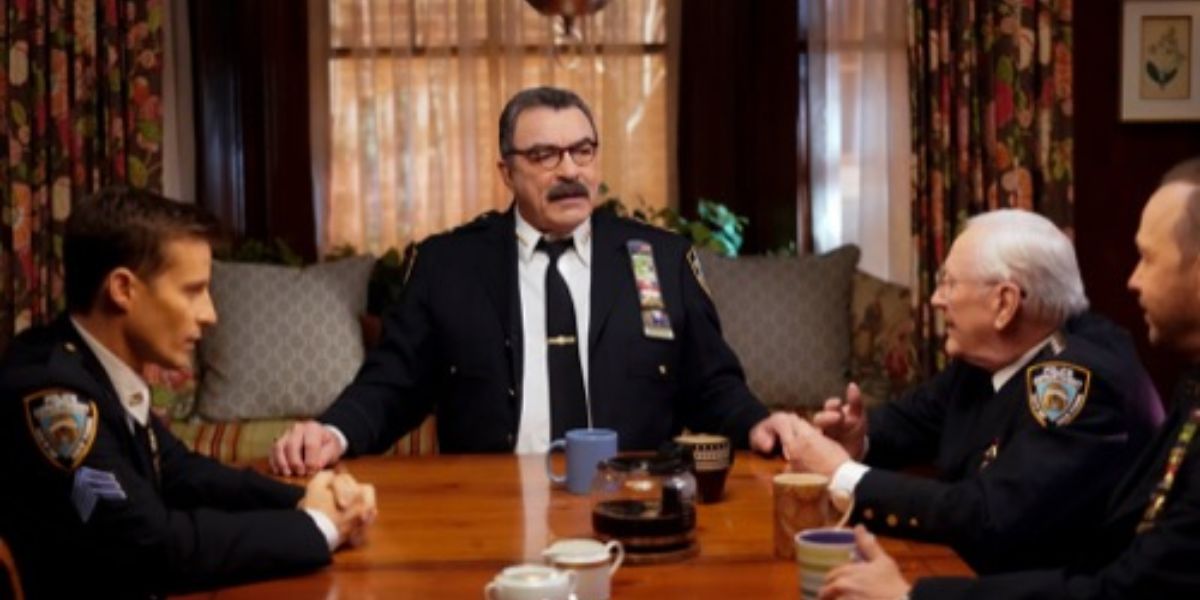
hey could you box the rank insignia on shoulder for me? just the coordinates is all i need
[23,389,98,471]
[1026,361,1092,428]
[686,247,712,300]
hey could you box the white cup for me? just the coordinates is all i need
[542,538,624,600]
[484,564,577,600]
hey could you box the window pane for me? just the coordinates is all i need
[327,50,667,253]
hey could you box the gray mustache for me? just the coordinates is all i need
[547,181,589,201]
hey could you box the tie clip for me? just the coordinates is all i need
[547,335,577,346]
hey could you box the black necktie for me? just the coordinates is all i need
[538,238,588,438]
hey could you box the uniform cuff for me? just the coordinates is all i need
[304,508,341,550]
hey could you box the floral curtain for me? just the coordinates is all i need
[0,0,163,352]
[909,0,1073,373]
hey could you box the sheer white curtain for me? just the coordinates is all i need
[315,0,669,255]
[161,0,195,203]
[808,0,911,286]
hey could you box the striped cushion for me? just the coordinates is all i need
[169,415,439,463]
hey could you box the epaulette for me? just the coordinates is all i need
[686,247,712,300]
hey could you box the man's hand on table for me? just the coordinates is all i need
[820,525,912,600]
[271,420,344,476]
[300,470,377,549]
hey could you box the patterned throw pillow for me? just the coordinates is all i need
[196,257,374,421]
[700,246,860,410]
[850,271,919,406]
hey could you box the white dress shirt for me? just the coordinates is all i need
[513,209,593,454]
[71,319,340,550]
[829,334,1057,497]
[327,210,594,455]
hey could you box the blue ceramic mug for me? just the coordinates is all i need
[545,428,619,495]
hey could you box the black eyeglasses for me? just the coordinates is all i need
[505,139,599,170]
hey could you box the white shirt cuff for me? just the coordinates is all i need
[324,424,349,454]
[830,460,871,497]
[304,508,341,551]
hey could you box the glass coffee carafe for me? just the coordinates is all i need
[589,450,698,560]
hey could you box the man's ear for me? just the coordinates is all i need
[497,158,515,191]
[992,282,1022,330]
[104,267,139,313]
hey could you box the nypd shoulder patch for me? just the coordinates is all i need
[1026,361,1092,428]
[22,388,99,471]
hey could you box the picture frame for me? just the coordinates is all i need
[1121,1,1200,121]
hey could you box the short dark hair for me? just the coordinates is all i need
[497,86,598,158]
[65,186,221,312]
[1161,157,1200,261]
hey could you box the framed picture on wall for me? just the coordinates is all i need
[1122,1,1200,121]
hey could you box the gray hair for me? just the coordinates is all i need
[1161,156,1200,261]
[963,209,1088,324]
[498,86,597,158]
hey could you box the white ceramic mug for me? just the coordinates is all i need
[542,538,624,600]
[484,564,578,600]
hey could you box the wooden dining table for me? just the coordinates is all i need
[180,453,972,598]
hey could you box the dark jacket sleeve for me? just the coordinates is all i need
[73,423,331,592]
[856,374,1140,573]
[676,247,770,447]
[915,504,1200,599]
[155,419,305,511]
[320,240,439,456]
[862,367,957,469]
[912,415,1200,599]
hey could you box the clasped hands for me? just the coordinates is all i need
[751,382,867,477]
[299,470,377,549]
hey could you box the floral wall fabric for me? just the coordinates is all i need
[0,0,163,352]
[909,0,1073,373]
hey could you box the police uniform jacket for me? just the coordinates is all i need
[0,318,330,598]
[913,368,1200,599]
[320,207,770,454]
[853,313,1162,573]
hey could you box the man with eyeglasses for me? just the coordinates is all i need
[815,158,1200,600]
[783,209,1163,574]
[271,86,804,471]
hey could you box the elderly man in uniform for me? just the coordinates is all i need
[817,158,1200,599]
[784,209,1163,574]
[0,189,375,598]
[272,86,803,474]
